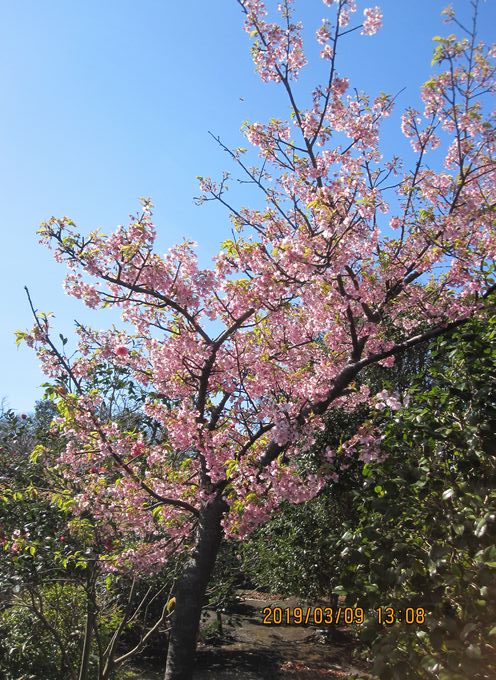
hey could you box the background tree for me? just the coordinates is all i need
[19,1,496,678]
[0,398,176,680]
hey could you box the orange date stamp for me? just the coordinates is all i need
[261,606,426,626]
[262,606,365,626]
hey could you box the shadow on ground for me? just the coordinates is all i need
[128,591,374,679]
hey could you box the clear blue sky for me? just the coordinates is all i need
[1,0,494,412]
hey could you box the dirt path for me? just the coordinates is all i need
[193,592,373,679]
[128,591,374,680]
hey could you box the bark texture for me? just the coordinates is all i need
[164,494,227,680]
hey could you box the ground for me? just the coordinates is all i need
[128,591,374,680]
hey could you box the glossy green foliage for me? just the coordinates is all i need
[243,315,496,678]
[0,402,69,585]
[338,316,496,679]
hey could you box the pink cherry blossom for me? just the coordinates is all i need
[362,6,382,35]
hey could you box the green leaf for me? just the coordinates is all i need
[474,519,487,538]
[466,644,482,660]
[152,505,163,520]
[14,331,28,347]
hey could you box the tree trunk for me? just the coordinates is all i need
[79,569,97,680]
[164,493,227,680]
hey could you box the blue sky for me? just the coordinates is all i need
[1,0,494,412]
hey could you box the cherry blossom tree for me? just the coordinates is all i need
[21,1,495,678]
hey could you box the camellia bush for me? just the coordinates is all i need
[337,315,496,679]
[242,314,496,678]
[19,1,495,678]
